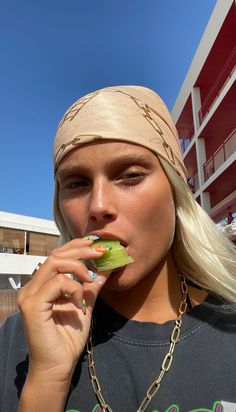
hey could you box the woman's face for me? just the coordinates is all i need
[57,141,176,291]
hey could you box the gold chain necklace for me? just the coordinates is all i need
[87,276,188,412]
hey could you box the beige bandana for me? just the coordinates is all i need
[53,85,187,182]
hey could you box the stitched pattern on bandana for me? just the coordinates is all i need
[58,91,100,128]
[56,88,175,168]
[54,134,103,170]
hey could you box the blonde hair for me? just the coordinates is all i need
[158,157,236,304]
[53,155,236,304]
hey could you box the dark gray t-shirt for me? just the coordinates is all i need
[1,295,236,412]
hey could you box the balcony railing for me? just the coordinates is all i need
[203,129,236,181]
[198,46,236,125]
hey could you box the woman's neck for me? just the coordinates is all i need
[100,256,183,323]
[100,255,208,323]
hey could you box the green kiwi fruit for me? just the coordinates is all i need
[91,239,134,271]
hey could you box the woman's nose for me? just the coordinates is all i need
[87,180,117,223]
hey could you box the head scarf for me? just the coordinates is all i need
[53,85,187,182]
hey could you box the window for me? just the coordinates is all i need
[29,232,59,256]
[0,228,25,254]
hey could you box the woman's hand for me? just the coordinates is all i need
[17,238,109,383]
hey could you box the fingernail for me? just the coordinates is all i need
[64,273,74,280]
[88,270,103,284]
[81,299,87,315]
[83,235,100,241]
[95,245,112,252]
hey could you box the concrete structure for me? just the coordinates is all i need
[0,211,59,289]
[172,0,236,243]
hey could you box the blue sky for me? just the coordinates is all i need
[0,0,216,220]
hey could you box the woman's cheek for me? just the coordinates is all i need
[132,192,175,248]
[59,200,85,238]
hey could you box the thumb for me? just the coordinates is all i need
[83,269,111,313]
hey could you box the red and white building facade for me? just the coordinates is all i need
[172,0,236,242]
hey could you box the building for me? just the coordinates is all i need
[0,211,59,323]
[171,0,236,243]
[0,210,59,289]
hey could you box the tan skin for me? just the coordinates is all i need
[17,141,207,412]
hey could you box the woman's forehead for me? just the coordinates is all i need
[57,140,158,169]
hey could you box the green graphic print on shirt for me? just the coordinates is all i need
[65,400,234,412]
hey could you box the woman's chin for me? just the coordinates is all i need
[101,265,137,292]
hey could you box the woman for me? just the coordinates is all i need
[1,85,236,412]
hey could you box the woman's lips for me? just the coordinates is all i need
[89,231,127,247]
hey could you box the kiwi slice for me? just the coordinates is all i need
[91,239,134,272]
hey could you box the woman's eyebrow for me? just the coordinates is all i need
[105,153,155,168]
[57,153,155,178]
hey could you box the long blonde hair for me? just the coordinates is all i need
[53,154,236,304]
[158,157,236,304]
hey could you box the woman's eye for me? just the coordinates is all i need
[120,172,145,184]
[64,180,89,190]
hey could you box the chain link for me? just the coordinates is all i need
[87,276,188,412]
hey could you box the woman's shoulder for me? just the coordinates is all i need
[190,294,236,339]
[214,299,236,330]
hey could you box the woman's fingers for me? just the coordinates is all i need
[53,238,93,251]
[20,271,109,319]
[20,275,85,314]
[19,253,102,298]
[18,236,112,318]
[50,246,101,260]
[82,268,112,314]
